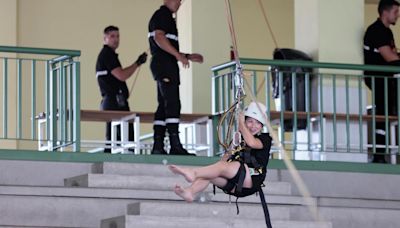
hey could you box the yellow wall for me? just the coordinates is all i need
[17,0,162,140]
[178,0,294,113]
[0,0,17,148]
[232,0,294,59]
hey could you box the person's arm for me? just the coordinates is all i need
[379,45,400,62]
[186,53,204,63]
[111,52,147,81]
[238,113,263,149]
[153,29,190,68]
[111,63,140,82]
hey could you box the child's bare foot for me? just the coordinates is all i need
[168,165,195,183]
[174,184,194,203]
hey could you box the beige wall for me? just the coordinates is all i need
[17,0,162,140]
[0,0,397,146]
[365,3,400,38]
[0,0,17,148]
[232,0,294,58]
[179,0,294,113]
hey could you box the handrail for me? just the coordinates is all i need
[211,57,400,161]
[0,46,81,57]
[0,45,81,152]
[211,58,400,74]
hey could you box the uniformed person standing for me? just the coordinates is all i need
[148,0,203,155]
[364,0,400,162]
[96,25,147,153]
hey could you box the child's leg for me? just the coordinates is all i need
[174,177,228,202]
[174,178,209,202]
[169,161,240,183]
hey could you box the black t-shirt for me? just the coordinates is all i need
[248,133,272,168]
[96,45,129,98]
[364,19,396,76]
[148,5,180,82]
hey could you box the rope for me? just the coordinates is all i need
[257,0,279,48]
[242,77,323,223]
[221,0,323,222]
[128,64,141,97]
[128,49,150,97]
[221,0,246,150]
[255,0,281,95]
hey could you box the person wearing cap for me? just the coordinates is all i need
[96,25,148,153]
[148,0,204,155]
[168,101,272,202]
[363,0,400,162]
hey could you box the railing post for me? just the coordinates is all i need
[372,77,376,155]
[2,58,8,138]
[358,76,364,153]
[384,77,389,155]
[292,72,297,155]
[279,71,285,152]
[50,61,58,151]
[345,75,350,152]
[305,73,311,152]
[73,62,81,152]
[332,74,337,152]
[45,61,51,149]
[319,74,324,151]
[17,59,22,138]
[31,60,36,140]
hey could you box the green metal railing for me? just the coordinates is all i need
[211,58,400,163]
[0,46,81,151]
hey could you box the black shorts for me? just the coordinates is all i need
[218,163,265,198]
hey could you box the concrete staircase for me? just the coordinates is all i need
[0,160,400,227]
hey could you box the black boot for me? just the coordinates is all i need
[151,125,167,155]
[169,133,195,156]
[151,136,167,155]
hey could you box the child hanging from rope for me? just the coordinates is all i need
[168,101,272,202]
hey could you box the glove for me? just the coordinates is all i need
[135,52,147,66]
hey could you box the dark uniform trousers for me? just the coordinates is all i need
[154,80,181,137]
[101,95,134,153]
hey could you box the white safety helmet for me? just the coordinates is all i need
[244,102,267,126]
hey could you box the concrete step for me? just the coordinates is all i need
[0,226,80,228]
[0,185,307,205]
[291,205,400,228]
[3,185,400,228]
[127,201,290,220]
[93,162,281,180]
[64,174,292,195]
[0,185,307,228]
[0,160,92,186]
[100,215,332,228]
[0,193,126,228]
[93,162,177,176]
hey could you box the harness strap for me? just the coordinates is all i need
[235,162,246,193]
[259,188,273,228]
[235,197,240,215]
